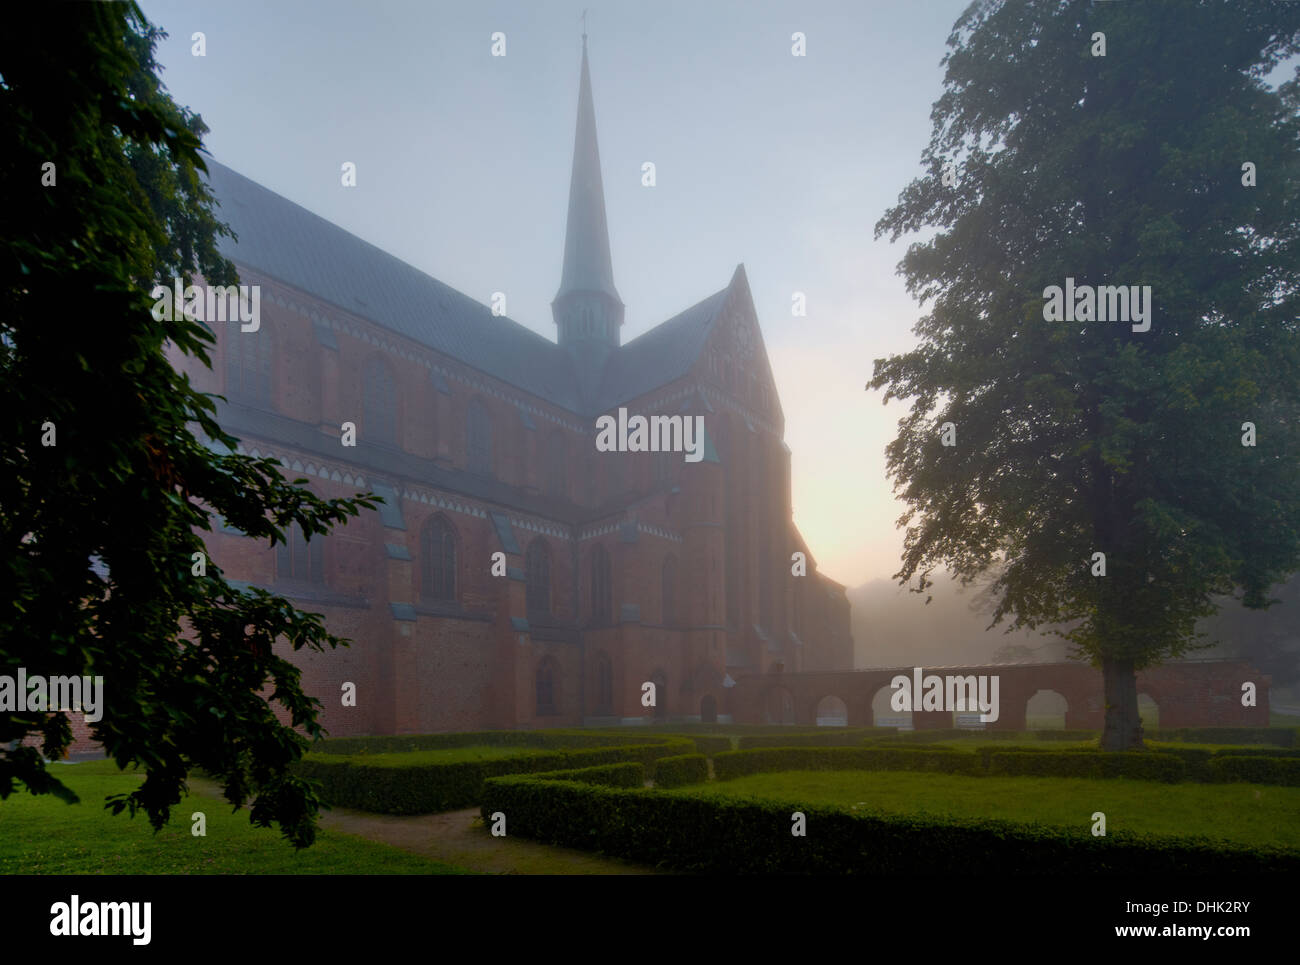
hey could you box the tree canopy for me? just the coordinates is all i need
[871,0,1300,748]
[1,2,376,846]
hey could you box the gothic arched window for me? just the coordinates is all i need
[467,398,493,474]
[276,522,323,584]
[546,432,568,498]
[536,658,559,716]
[662,554,677,626]
[594,651,612,716]
[364,357,397,446]
[421,515,457,602]
[226,328,272,405]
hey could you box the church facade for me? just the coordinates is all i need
[186,42,854,736]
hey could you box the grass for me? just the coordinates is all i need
[0,760,472,874]
[677,770,1300,850]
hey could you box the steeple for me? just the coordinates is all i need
[553,32,624,384]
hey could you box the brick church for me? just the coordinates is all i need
[187,40,854,736]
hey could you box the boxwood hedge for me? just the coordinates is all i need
[1150,727,1298,747]
[1208,756,1300,786]
[988,750,1186,783]
[478,775,1299,874]
[714,746,984,781]
[653,754,709,788]
[295,736,693,814]
[529,762,645,788]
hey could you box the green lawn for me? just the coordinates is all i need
[677,770,1300,850]
[0,760,471,874]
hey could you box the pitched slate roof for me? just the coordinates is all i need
[589,285,730,413]
[203,159,584,411]
[203,159,733,416]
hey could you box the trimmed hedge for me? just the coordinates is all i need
[1211,747,1300,758]
[1208,756,1300,787]
[1030,729,1101,741]
[1150,727,1298,747]
[653,754,709,788]
[738,731,877,750]
[1145,745,1214,782]
[988,750,1185,783]
[530,762,644,788]
[314,729,672,756]
[714,746,984,781]
[479,774,1299,874]
[295,737,693,814]
[691,736,733,757]
[864,728,1098,744]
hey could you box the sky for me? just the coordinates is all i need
[139,0,979,587]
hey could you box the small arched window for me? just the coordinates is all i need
[421,515,457,602]
[526,539,551,615]
[590,544,612,625]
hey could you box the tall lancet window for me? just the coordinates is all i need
[526,538,551,615]
[364,358,397,447]
[590,543,612,625]
[226,328,272,406]
[467,398,493,475]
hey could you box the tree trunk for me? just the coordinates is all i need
[1100,656,1144,750]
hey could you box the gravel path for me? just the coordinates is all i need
[317,805,662,875]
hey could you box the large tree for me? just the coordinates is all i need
[1,3,375,844]
[871,0,1300,749]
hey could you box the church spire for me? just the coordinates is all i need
[553,31,624,377]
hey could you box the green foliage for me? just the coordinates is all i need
[864,728,1098,744]
[652,754,708,788]
[1208,756,1300,786]
[295,738,692,814]
[869,0,1300,749]
[0,2,378,846]
[530,762,644,788]
[313,730,669,756]
[988,750,1186,783]
[738,730,884,749]
[1151,727,1298,747]
[714,747,984,781]
[690,736,733,756]
[479,774,1299,874]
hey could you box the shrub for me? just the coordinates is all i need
[988,751,1185,783]
[690,736,733,757]
[313,729,671,756]
[530,762,644,788]
[653,754,709,788]
[1032,729,1101,741]
[738,732,874,749]
[295,737,693,814]
[714,746,983,781]
[1150,727,1297,748]
[479,775,1299,874]
[1212,747,1300,759]
[1208,756,1300,787]
[1146,744,1214,782]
